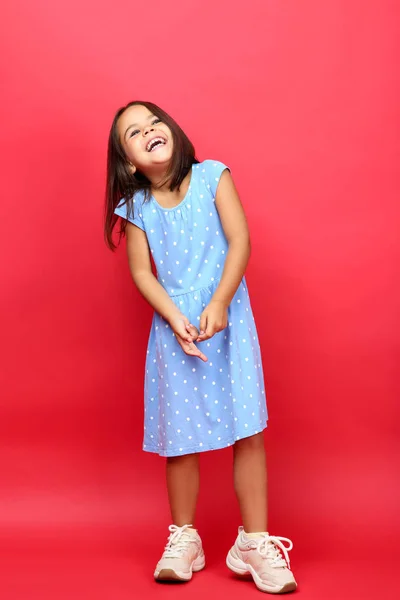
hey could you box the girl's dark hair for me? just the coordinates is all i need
[104,100,198,250]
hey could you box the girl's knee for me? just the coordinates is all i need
[167,452,199,465]
[234,432,265,452]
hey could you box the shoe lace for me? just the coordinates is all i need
[163,524,195,558]
[256,535,293,568]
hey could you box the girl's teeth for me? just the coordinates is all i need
[147,138,165,151]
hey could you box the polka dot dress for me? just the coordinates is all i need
[114,160,268,457]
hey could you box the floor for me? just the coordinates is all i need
[1,526,395,600]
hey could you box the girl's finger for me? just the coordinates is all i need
[197,350,208,362]
[175,331,192,344]
[197,327,214,342]
[180,340,208,362]
[199,314,207,335]
[189,346,208,362]
[187,324,199,339]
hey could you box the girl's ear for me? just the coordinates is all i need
[128,162,136,175]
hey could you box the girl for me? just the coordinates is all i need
[104,101,297,594]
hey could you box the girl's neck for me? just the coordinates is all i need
[143,164,171,190]
[150,167,192,208]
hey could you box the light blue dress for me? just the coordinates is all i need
[114,160,268,457]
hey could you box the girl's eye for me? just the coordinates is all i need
[130,130,140,137]
[152,118,161,125]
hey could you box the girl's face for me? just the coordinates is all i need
[117,104,174,175]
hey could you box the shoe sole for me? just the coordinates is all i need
[226,549,297,594]
[155,554,205,582]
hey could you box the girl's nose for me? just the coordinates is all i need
[143,125,154,136]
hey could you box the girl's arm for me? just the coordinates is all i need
[125,222,208,361]
[196,170,251,342]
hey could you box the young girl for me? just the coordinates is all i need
[104,101,297,594]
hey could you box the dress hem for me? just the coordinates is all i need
[142,420,268,457]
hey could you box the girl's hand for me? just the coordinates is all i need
[195,300,228,342]
[169,315,208,362]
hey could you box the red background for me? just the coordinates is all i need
[1,1,399,598]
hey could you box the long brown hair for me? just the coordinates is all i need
[104,101,198,250]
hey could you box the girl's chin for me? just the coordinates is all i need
[145,153,173,166]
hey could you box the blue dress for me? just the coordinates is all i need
[114,160,268,457]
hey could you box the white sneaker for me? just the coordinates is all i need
[154,524,205,582]
[226,526,297,594]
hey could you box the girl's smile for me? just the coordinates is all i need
[146,135,167,152]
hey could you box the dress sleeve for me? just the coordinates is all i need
[204,160,230,198]
[114,195,145,231]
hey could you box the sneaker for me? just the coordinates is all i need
[154,524,205,582]
[226,526,297,594]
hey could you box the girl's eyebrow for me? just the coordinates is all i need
[124,114,155,140]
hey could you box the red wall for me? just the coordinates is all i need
[1,1,399,598]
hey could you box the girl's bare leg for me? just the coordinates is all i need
[233,432,268,532]
[166,453,200,526]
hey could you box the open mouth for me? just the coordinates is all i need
[146,137,167,152]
